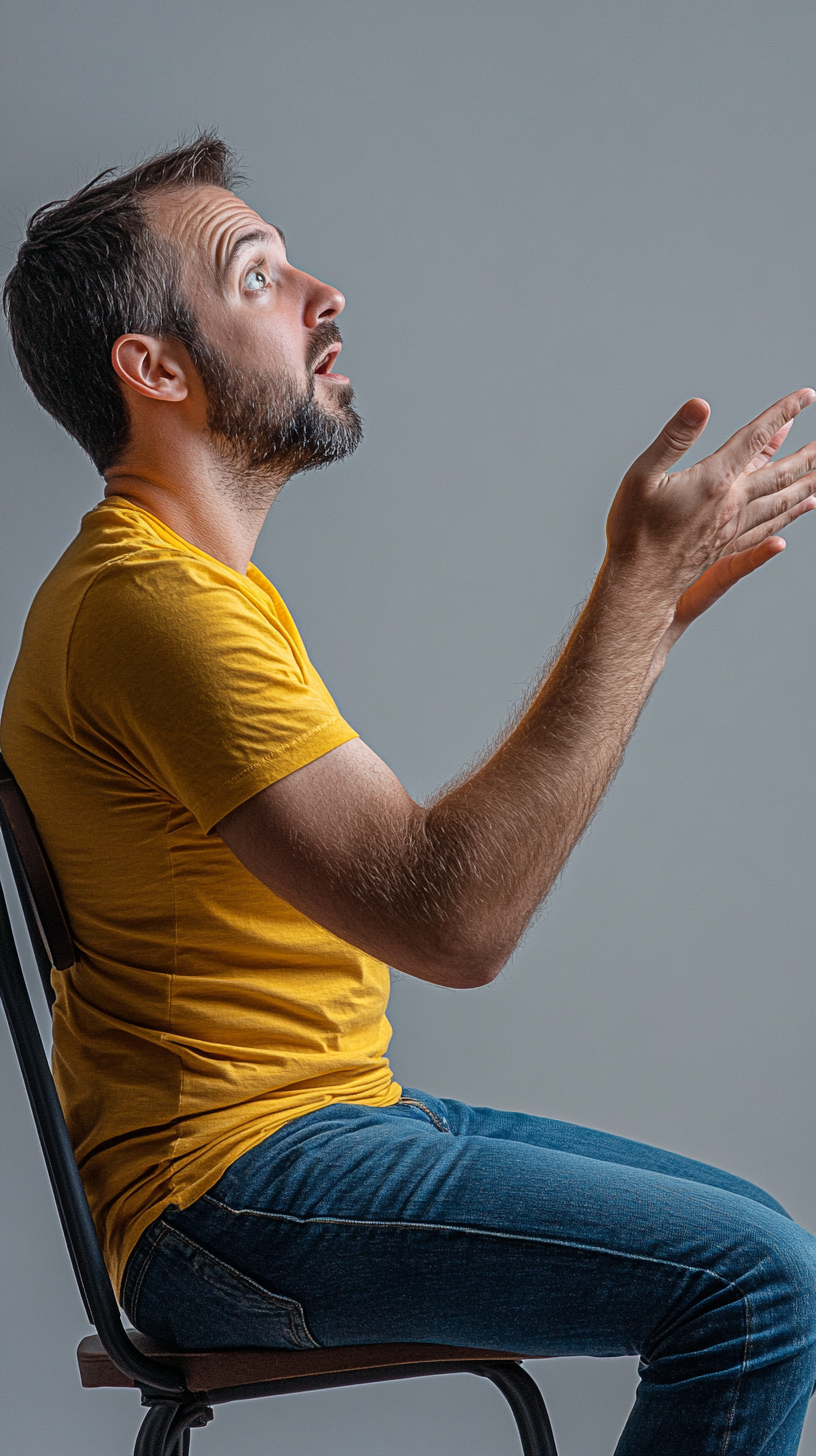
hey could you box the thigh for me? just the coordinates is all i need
[123,1097,811,1359]
[425,1090,790,1217]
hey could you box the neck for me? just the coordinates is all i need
[104,455,285,575]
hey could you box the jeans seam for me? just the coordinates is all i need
[720,1291,752,1456]
[199,1192,755,1298]
[126,1222,169,1326]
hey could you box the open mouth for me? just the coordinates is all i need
[312,343,348,382]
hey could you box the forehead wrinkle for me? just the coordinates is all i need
[146,186,284,291]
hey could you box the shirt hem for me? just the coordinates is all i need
[197,720,359,834]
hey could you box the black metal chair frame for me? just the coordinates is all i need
[0,752,558,1455]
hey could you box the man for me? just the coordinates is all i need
[3,133,816,1454]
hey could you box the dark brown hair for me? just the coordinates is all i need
[3,133,241,474]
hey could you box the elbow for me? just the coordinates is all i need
[440,959,504,990]
[447,943,506,987]
[432,923,510,988]
[454,959,504,989]
[394,936,507,989]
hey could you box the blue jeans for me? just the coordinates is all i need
[122,1090,816,1454]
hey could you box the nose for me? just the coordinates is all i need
[300,271,345,328]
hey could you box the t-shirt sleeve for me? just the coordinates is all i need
[66,554,358,832]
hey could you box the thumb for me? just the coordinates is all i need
[628,398,711,481]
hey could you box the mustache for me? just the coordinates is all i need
[305,319,343,374]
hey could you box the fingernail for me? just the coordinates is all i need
[799,390,816,407]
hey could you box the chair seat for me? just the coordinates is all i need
[77,1331,525,1392]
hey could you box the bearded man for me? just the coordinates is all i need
[3,134,816,1456]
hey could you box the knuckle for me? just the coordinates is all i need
[750,421,783,458]
[768,463,804,495]
[662,423,692,454]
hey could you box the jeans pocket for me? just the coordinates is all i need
[124,1219,319,1351]
[397,1092,451,1133]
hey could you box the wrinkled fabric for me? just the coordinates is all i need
[124,1090,816,1455]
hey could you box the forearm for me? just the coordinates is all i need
[388,556,674,979]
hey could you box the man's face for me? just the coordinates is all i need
[149,185,362,481]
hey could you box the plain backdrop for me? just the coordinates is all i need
[2,2,815,1452]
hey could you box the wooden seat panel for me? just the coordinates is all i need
[77,1331,525,1391]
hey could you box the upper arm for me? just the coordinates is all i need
[216,736,422,953]
[218,737,415,868]
[216,740,487,987]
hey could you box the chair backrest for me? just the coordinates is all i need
[0,760,74,1007]
[0,753,185,1396]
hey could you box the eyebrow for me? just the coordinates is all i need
[220,226,287,280]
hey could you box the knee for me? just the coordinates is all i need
[739,1216,816,1358]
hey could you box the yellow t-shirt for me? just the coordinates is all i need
[1,498,400,1295]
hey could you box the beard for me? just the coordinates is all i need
[188,320,363,487]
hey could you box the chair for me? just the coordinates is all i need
[0,753,558,1456]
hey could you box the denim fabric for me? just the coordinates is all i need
[122,1090,816,1454]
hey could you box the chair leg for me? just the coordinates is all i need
[166,1426,191,1456]
[479,1363,558,1456]
[134,1402,180,1456]
[135,1398,212,1456]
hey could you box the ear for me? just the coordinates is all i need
[111,334,190,402]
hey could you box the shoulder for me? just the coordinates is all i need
[67,532,309,712]
[71,508,285,651]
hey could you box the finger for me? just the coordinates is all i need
[626,397,710,480]
[743,419,793,475]
[738,456,816,522]
[727,493,816,555]
[726,536,787,578]
[706,388,816,488]
[674,538,785,627]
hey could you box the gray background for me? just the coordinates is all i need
[1,1,815,1451]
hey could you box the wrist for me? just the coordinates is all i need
[592,552,678,641]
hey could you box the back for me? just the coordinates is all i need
[1,498,400,1294]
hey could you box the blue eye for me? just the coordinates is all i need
[245,268,267,292]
